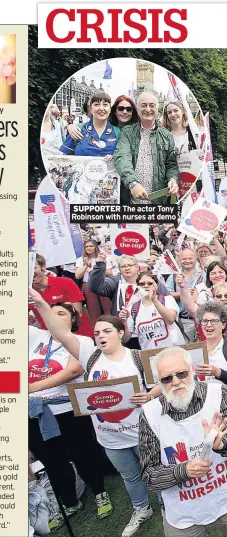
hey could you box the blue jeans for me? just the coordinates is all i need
[105,445,149,509]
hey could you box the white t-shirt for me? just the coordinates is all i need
[196,282,213,305]
[29,326,95,414]
[75,257,96,283]
[127,296,185,350]
[83,348,144,449]
[206,338,227,384]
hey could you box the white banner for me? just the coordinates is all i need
[178,196,227,243]
[34,175,77,267]
[110,223,150,262]
[201,112,218,203]
[217,177,227,208]
[168,71,200,146]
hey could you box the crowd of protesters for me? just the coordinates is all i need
[28,219,227,537]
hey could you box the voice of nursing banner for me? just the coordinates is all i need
[37,4,227,48]
[34,175,82,267]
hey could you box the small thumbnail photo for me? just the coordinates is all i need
[0,34,16,104]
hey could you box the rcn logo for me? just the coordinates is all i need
[40,194,56,214]
[164,442,189,465]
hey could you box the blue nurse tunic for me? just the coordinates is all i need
[60,119,120,157]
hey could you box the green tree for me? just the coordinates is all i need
[29,26,227,187]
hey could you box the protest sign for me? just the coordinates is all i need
[177,150,202,199]
[141,342,209,385]
[178,197,227,243]
[47,155,120,204]
[67,376,140,417]
[34,175,77,267]
[110,223,150,261]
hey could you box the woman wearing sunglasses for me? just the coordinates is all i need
[119,272,185,350]
[65,94,138,145]
[195,302,227,384]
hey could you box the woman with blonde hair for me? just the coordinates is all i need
[75,239,111,328]
[162,100,198,153]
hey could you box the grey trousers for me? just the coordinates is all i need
[181,318,195,343]
[163,511,227,537]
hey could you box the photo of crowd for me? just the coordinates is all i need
[40,59,205,206]
[28,56,227,537]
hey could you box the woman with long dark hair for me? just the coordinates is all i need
[29,290,155,537]
[29,302,113,529]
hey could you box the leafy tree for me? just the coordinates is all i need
[29,26,227,187]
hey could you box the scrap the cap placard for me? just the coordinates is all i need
[110,223,150,261]
[66,376,140,417]
[178,197,227,243]
[140,342,209,385]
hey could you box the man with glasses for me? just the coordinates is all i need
[139,346,227,537]
[88,253,169,348]
[114,92,179,204]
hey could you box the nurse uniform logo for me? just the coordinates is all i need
[40,194,56,214]
[165,442,189,464]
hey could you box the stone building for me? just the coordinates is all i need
[53,76,104,113]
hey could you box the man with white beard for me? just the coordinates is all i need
[139,347,227,536]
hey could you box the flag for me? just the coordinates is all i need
[34,176,77,268]
[152,250,182,275]
[167,72,200,147]
[201,113,218,203]
[103,60,112,79]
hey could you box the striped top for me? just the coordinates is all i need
[139,382,227,492]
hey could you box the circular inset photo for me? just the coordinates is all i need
[40,58,206,205]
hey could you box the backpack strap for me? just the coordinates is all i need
[131,349,146,387]
[84,349,102,381]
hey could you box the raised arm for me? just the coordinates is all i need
[29,289,80,358]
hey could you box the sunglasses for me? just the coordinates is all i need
[215,294,227,299]
[117,106,133,112]
[201,319,221,326]
[160,370,190,385]
[138,282,153,287]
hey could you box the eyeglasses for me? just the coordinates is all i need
[201,319,221,326]
[138,282,153,287]
[120,264,136,269]
[117,106,133,112]
[160,370,190,385]
[215,294,227,299]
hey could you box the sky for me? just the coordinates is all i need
[73,57,192,104]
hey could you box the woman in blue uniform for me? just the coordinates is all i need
[60,92,120,158]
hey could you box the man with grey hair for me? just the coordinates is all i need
[139,346,227,536]
[88,252,169,348]
[114,92,179,204]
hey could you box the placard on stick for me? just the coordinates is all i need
[66,376,140,417]
[140,342,209,385]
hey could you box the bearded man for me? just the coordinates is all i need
[139,346,227,537]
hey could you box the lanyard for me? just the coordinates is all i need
[43,336,63,367]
